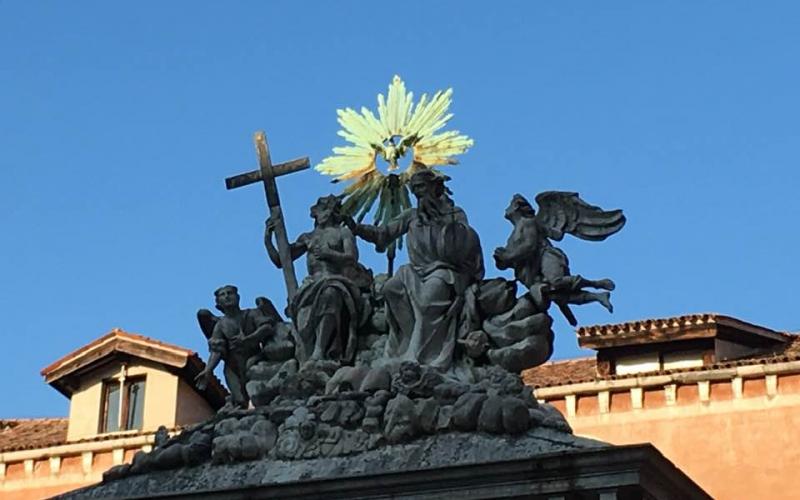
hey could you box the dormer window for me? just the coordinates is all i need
[614,350,705,376]
[41,328,226,442]
[615,352,660,376]
[578,314,789,379]
[100,376,146,433]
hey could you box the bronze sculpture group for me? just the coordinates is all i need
[104,93,626,478]
[106,164,625,481]
[194,166,625,410]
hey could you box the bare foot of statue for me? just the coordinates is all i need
[595,279,616,291]
[598,292,614,313]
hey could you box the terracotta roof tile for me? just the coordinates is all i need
[39,328,228,410]
[522,357,597,388]
[524,334,800,389]
[41,328,193,377]
[0,420,187,453]
[576,312,782,341]
[576,313,720,338]
[0,418,68,452]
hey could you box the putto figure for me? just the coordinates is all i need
[265,195,370,364]
[494,192,626,326]
[350,168,484,371]
[194,285,279,408]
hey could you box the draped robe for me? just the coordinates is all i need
[289,226,367,364]
[358,206,484,370]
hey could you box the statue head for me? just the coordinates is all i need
[506,194,535,221]
[409,169,454,223]
[409,168,447,201]
[310,194,344,227]
[398,361,422,385]
[214,285,241,313]
[383,394,418,444]
[154,425,169,447]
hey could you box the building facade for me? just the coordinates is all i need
[524,313,800,500]
[0,329,224,499]
[4,315,790,498]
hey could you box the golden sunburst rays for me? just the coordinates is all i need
[316,75,473,230]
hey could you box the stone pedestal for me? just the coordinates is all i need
[59,429,708,499]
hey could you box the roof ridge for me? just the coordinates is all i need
[112,329,195,354]
[542,356,595,365]
[41,328,194,376]
[0,417,68,422]
[577,312,721,334]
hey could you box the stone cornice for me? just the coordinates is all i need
[534,359,800,399]
[576,313,788,350]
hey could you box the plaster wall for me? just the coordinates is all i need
[66,376,104,441]
[0,431,158,499]
[2,450,107,499]
[132,364,179,432]
[544,373,800,500]
[4,481,89,500]
[615,352,659,375]
[662,350,703,370]
[175,379,215,426]
[66,361,180,441]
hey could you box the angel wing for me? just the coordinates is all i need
[255,296,283,323]
[534,191,626,242]
[196,309,219,340]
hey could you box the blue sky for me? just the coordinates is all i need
[2,2,799,417]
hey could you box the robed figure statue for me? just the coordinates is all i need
[265,195,370,364]
[350,169,484,371]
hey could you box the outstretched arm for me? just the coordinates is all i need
[264,217,308,268]
[494,219,540,267]
[203,351,221,372]
[195,326,226,390]
[350,210,412,251]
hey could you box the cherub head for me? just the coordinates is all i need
[383,394,418,443]
[398,361,422,385]
[505,194,536,221]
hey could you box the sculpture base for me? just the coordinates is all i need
[59,429,708,499]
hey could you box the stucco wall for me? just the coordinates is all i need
[66,374,105,441]
[0,440,155,499]
[5,481,88,500]
[131,364,179,432]
[175,379,215,427]
[543,372,800,499]
[66,361,180,441]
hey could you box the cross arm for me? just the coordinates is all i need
[225,157,310,190]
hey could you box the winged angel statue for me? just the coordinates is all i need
[194,287,285,408]
[493,192,626,326]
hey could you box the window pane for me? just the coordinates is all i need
[104,383,120,433]
[126,380,145,430]
[615,352,660,375]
